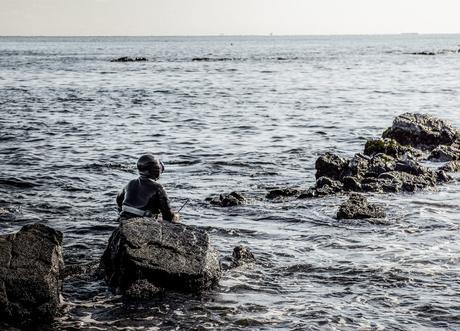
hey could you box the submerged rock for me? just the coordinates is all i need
[110,56,147,62]
[266,188,301,199]
[382,113,459,149]
[0,206,20,221]
[124,279,162,300]
[0,223,64,324]
[206,191,246,207]
[101,218,221,294]
[337,194,386,220]
[231,245,255,267]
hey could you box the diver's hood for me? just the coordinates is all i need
[137,154,164,180]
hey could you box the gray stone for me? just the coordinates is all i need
[315,152,349,180]
[364,138,422,159]
[101,218,222,294]
[231,245,255,267]
[206,191,246,207]
[382,113,459,149]
[440,160,460,172]
[428,145,460,162]
[0,223,64,324]
[266,188,301,199]
[337,194,386,220]
[124,279,162,300]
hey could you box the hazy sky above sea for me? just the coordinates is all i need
[1,0,459,36]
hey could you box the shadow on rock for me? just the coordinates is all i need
[100,218,222,300]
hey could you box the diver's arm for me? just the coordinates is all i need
[156,186,179,222]
[116,187,125,212]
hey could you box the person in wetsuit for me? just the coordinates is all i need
[116,154,180,222]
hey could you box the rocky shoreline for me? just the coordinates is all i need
[1,113,459,327]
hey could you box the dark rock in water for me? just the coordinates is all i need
[394,159,427,176]
[110,56,147,62]
[314,176,343,194]
[315,152,349,180]
[364,138,422,159]
[299,114,458,199]
[266,188,301,199]
[428,145,460,162]
[346,153,370,179]
[192,57,233,62]
[343,176,362,192]
[124,279,162,300]
[337,194,386,220]
[0,223,64,324]
[382,113,459,149]
[206,191,246,207]
[231,245,255,267]
[440,160,460,172]
[410,51,436,56]
[0,206,20,221]
[366,153,397,177]
[101,218,221,294]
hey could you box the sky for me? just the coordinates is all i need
[1,0,460,36]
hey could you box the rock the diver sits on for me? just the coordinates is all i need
[117,154,180,223]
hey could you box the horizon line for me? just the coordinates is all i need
[1,32,460,38]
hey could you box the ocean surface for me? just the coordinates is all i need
[0,35,459,330]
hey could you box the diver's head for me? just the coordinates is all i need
[137,154,164,180]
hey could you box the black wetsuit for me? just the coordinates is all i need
[117,175,174,221]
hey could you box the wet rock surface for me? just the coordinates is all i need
[0,223,64,324]
[300,113,457,198]
[382,113,459,149]
[315,152,349,180]
[124,279,162,301]
[266,188,302,199]
[337,194,386,220]
[0,206,20,221]
[231,245,256,267]
[101,218,222,295]
[110,56,148,62]
[206,191,247,206]
[440,160,460,173]
[428,144,460,162]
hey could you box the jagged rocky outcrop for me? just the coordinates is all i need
[101,218,222,296]
[382,113,459,149]
[231,245,255,268]
[299,113,458,198]
[337,194,386,220]
[110,56,147,62]
[206,191,247,207]
[0,223,64,324]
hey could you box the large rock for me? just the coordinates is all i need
[101,218,222,294]
[382,113,459,149]
[337,194,386,220]
[315,152,349,180]
[0,223,64,324]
